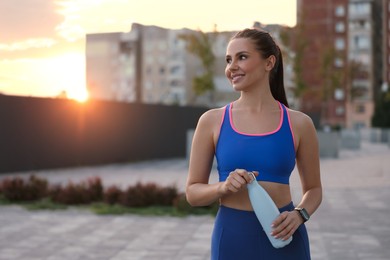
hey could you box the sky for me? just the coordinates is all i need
[0,0,297,102]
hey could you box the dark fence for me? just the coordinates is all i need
[0,95,207,173]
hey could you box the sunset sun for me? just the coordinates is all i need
[51,52,89,103]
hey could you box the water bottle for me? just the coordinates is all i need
[247,172,293,248]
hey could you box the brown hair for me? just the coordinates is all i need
[231,28,289,107]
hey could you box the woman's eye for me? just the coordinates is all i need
[239,55,247,60]
[226,58,231,64]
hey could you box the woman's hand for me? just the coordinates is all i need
[221,169,258,194]
[271,210,303,241]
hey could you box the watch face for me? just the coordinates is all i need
[300,208,310,221]
[296,207,310,221]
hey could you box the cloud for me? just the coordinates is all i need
[54,0,134,41]
[0,38,57,51]
[0,0,63,43]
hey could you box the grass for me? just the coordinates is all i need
[0,196,67,211]
[89,203,186,217]
[0,196,217,217]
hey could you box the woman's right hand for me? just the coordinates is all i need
[221,169,258,194]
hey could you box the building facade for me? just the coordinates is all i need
[346,0,383,128]
[297,0,349,128]
[86,23,295,108]
[297,0,385,128]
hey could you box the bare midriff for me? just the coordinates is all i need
[220,181,292,210]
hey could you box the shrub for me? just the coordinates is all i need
[104,185,123,205]
[121,182,178,207]
[0,175,48,202]
[49,177,103,205]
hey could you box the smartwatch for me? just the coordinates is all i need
[294,207,310,222]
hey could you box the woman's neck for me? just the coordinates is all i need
[236,88,277,112]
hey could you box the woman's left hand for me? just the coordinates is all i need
[271,210,303,241]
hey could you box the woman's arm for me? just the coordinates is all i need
[294,111,322,215]
[272,111,322,240]
[186,109,225,207]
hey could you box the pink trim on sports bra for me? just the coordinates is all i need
[285,105,297,152]
[229,102,284,137]
[219,106,226,131]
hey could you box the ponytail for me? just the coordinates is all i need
[270,45,289,107]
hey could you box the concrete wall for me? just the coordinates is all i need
[0,95,206,173]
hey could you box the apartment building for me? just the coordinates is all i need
[86,32,135,102]
[297,0,349,128]
[347,0,383,128]
[86,24,196,105]
[86,23,238,107]
[297,0,386,128]
[86,23,295,108]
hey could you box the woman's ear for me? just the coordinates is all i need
[265,55,276,72]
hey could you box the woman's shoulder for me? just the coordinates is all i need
[286,108,316,131]
[200,106,226,121]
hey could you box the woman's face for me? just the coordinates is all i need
[225,38,271,92]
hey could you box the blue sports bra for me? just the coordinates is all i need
[215,102,296,185]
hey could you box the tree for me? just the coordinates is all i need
[372,90,390,127]
[319,46,344,125]
[346,60,366,102]
[180,30,216,100]
[279,21,308,110]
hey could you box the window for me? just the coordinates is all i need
[170,66,180,74]
[335,5,345,17]
[334,89,344,100]
[335,22,345,33]
[355,104,365,113]
[335,38,345,50]
[335,106,345,116]
[170,80,180,87]
[349,2,370,15]
[334,58,344,68]
[354,35,370,50]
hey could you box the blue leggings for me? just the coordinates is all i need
[211,202,311,260]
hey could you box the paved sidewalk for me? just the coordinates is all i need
[0,141,389,259]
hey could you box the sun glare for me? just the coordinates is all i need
[51,52,89,103]
[69,87,89,103]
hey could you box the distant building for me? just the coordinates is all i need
[86,32,133,102]
[86,24,197,105]
[297,0,385,128]
[86,23,295,108]
[346,0,383,128]
[86,24,237,107]
[297,0,349,128]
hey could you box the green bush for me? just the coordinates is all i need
[104,185,123,205]
[121,182,178,207]
[0,175,48,202]
[49,177,103,205]
[0,175,216,216]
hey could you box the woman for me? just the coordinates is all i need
[186,28,322,259]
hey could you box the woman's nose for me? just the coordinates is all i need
[229,61,238,71]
